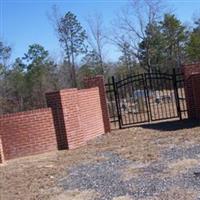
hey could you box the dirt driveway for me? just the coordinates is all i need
[1,120,200,200]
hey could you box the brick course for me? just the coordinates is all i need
[0,108,57,160]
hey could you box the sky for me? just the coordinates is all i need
[1,0,200,62]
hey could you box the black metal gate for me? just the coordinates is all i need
[105,70,188,129]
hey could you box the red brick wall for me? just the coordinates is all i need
[0,85,107,163]
[183,63,200,79]
[191,75,200,119]
[84,76,111,133]
[46,87,105,150]
[183,63,200,120]
[78,88,104,141]
[0,108,57,160]
[60,89,85,149]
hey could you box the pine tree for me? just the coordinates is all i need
[186,18,200,61]
[160,14,187,68]
[57,11,87,87]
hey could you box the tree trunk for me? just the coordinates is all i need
[71,53,77,88]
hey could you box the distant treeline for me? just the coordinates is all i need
[0,0,200,114]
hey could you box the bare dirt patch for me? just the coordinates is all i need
[52,189,99,200]
[167,158,200,175]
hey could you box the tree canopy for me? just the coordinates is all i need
[1,7,200,114]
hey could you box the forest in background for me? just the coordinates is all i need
[0,0,200,114]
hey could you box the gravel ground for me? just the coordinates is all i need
[1,119,200,200]
[58,146,200,200]
[163,145,200,160]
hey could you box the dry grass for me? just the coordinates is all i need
[120,162,150,181]
[139,188,199,200]
[52,189,99,200]
[112,196,133,200]
[167,158,199,175]
[0,120,200,200]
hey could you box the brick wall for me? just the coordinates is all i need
[46,87,104,150]
[183,63,200,79]
[0,84,106,163]
[46,91,68,150]
[192,75,200,119]
[84,76,111,133]
[60,89,85,149]
[78,88,104,142]
[0,108,57,160]
[183,63,200,120]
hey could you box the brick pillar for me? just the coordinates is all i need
[0,136,4,164]
[46,89,85,150]
[46,91,68,150]
[192,75,200,119]
[60,89,85,149]
[183,63,200,120]
[84,76,111,133]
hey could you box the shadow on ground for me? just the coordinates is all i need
[139,119,200,131]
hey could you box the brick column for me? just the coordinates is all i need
[0,136,4,164]
[46,89,85,150]
[84,76,111,133]
[183,63,200,120]
[46,91,68,150]
[60,89,85,149]
[192,75,200,119]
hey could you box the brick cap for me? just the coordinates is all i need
[182,62,200,67]
[46,88,78,96]
[84,75,104,80]
[60,88,78,94]
[0,108,52,119]
[78,87,99,93]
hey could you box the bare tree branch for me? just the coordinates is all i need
[86,13,107,74]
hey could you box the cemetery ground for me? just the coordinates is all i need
[1,119,200,200]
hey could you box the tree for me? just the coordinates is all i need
[81,50,103,72]
[86,13,106,75]
[118,39,137,74]
[186,18,200,61]
[138,21,165,72]
[0,43,59,114]
[56,11,87,87]
[23,44,58,109]
[23,43,49,69]
[0,41,11,76]
[5,58,26,112]
[0,41,12,114]
[160,14,187,68]
[77,50,105,86]
[114,0,165,72]
[137,13,187,72]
